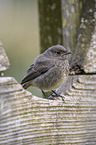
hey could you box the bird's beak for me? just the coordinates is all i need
[66,51,71,55]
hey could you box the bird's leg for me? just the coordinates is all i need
[41,90,55,100]
[51,90,65,101]
[41,90,47,98]
[41,89,65,101]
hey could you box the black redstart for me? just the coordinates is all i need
[21,45,71,100]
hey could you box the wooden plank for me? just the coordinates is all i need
[70,0,96,73]
[38,0,63,53]
[0,41,10,72]
[61,0,84,55]
[38,0,84,60]
[0,76,96,144]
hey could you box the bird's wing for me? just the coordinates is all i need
[26,64,34,74]
[21,58,54,85]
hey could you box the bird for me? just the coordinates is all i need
[21,45,71,101]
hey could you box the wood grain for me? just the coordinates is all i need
[70,0,96,73]
[0,76,96,144]
[61,0,84,55]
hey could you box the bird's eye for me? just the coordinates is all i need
[56,51,61,54]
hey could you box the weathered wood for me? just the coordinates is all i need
[0,41,10,72]
[0,76,96,144]
[38,0,63,53]
[70,0,96,73]
[38,0,84,59]
[61,0,84,55]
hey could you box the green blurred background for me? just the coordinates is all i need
[0,0,42,96]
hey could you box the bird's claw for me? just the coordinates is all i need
[51,90,65,101]
[48,95,56,100]
[42,90,65,101]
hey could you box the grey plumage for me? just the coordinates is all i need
[21,45,71,100]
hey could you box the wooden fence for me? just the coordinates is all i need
[0,0,96,144]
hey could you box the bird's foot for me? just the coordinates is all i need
[41,90,64,101]
[47,95,56,100]
[51,90,65,101]
[41,90,55,100]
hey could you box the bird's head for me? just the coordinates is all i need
[44,45,71,60]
